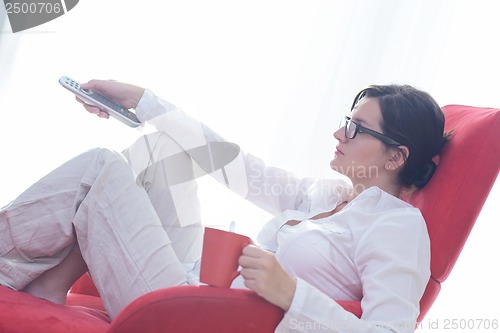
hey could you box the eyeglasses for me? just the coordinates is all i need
[343,116,402,146]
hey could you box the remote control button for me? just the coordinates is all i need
[81,88,93,95]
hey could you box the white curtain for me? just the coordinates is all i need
[0,0,498,330]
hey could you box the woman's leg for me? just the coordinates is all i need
[0,148,187,319]
[122,132,204,267]
[21,246,87,304]
[0,149,100,292]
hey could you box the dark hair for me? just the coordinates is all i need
[351,84,450,188]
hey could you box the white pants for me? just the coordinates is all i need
[0,133,203,318]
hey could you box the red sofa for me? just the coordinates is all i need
[1,104,499,333]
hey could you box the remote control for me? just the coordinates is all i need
[59,76,141,128]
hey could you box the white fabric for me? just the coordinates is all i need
[135,89,431,333]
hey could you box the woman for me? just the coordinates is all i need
[0,81,448,332]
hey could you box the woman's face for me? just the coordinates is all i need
[330,97,393,186]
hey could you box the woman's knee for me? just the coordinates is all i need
[122,132,196,188]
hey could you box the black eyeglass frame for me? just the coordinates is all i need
[344,116,402,146]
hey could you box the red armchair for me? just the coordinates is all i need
[1,104,499,333]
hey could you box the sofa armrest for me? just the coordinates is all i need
[107,285,361,333]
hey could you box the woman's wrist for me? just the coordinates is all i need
[278,276,297,311]
[130,86,146,109]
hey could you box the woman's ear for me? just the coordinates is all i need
[385,146,409,170]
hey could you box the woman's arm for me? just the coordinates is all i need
[136,88,320,216]
[352,210,430,332]
[76,80,316,216]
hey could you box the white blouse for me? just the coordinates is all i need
[135,89,431,333]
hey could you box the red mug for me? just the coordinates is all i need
[199,227,252,288]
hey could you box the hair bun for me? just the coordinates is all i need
[413,160,437,188]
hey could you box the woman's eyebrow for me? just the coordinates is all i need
[352,116,369,126]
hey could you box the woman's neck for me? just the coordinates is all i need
[351,178,402,199]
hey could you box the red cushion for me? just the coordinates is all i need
[108,286,284,333]
[66,293,107,315]
[0,286,109,333]
[107,285,361,333]
[70,273,101,297]
[409,105,500,320]
[409,105,500,282]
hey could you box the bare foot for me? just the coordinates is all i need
[22,278,68,304]
[22,248,88,304]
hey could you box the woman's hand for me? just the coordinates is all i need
[238,245,296,311]
[76,80,145,119]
